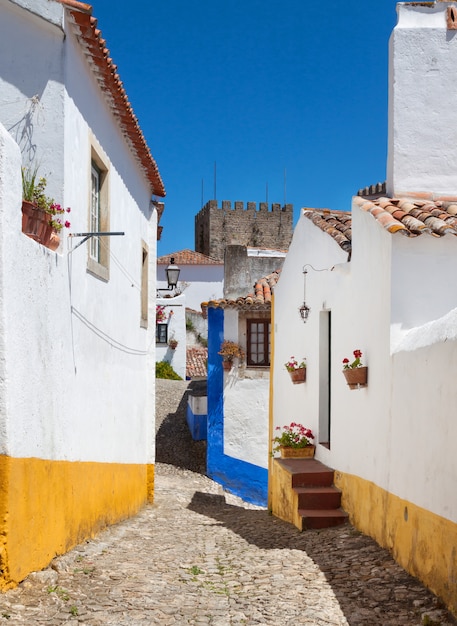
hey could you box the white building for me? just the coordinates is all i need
[271,1,457,615]
[156,293,187,380]
[157,249,224,312]
[0,0,165,587]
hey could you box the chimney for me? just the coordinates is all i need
[387,2,457,198]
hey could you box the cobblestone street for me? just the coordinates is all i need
[0,380,454,625]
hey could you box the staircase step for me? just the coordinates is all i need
[295,486,342,510]
[277,458,335,487]
[298,508,348,530]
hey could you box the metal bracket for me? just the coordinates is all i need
[68,232,125,253]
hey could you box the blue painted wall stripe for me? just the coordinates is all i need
[206,307,268,506]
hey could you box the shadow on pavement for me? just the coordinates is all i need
[188,490,455,626]
[155,382,207,475]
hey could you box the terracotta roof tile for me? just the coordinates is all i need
[204,270,280,312]
[186,347,208,379]
[157,250,223,265]
[354,196,457,238]
[302,209,352,252]
[59,1,165,198]
[303,194,457,251]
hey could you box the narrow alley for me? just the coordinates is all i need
[0,380,454,626]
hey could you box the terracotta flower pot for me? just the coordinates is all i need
[288,368,306,384]
[280,445,315,459]
[46,231,61,251]
[222,360,233,371]
[343,366,368,389]
[21,200,49,243]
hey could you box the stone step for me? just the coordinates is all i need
[298,508,349,531]
[277,458,335,488]
[295,486,342,510]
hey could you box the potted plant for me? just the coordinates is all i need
[218,340,245,371]
[156,305,168,324]
[272,422,315,458]
[168,338,178,350]
[21,167,71,248]
[342,349,368,389]
[284,356,307,384]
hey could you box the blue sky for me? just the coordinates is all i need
[91,0,399,257]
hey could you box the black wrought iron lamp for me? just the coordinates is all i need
[158,257,180,294]
[298,268,311,323]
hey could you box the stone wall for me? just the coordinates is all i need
[195,200,293,261]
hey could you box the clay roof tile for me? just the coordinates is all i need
[59,1,165,199]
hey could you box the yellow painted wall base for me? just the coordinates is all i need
[334,471,457,617]
[0,456,154,588]
[270,458,302,530]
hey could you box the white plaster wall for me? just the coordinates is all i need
[0,1,158,466]
[224,377,270,469]
[273,207,393,488]
[156,294,187,379]
[387,3,457,196]
[0,1,65,193]
[391,234,457,341]
[157,264,224,312]
[275,204,457,523]
[389,334,457,522]
[222,309,270,469]
[189,395,207,415]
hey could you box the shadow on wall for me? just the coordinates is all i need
[155,382,207,475]
[187,491,454,625]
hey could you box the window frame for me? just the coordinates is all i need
[156,323,168,344]
[246,318,271,367]
[87,138,110,282]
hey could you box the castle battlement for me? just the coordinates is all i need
[201,200,293,214]
[195,200,294,261]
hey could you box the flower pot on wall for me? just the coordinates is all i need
[280,445,315,459]
[289,368,306,384]
[47,231,61,251]
[343,366,368,389]
[222,360,232,371]
[21,200,49,243]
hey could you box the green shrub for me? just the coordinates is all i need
[155,361,183,380]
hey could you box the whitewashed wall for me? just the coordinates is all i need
[0,3,157,467]
[222,308,269,469]
[274,204,457,524]
[387,3,457,196]
[156,294,187,379]
[0,1,65,196]
[157,264,223,312]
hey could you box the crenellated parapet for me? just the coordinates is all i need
[195,200,293,261]
[199,199,293,214]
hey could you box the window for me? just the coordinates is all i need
[87,139,110,281]
[140,242,148,328]
[156,324,168,344]
[247,319,270,366]
[90,163,101,262]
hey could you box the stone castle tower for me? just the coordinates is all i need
[194,200,293,261]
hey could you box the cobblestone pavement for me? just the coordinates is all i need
[0,380,455,625]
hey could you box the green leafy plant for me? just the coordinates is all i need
[272,422,314,453]
[21,167,71,231]
[155,361,182,380]
[218,340,245,363]
[342,349,363,370]
[47,585,70,601]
